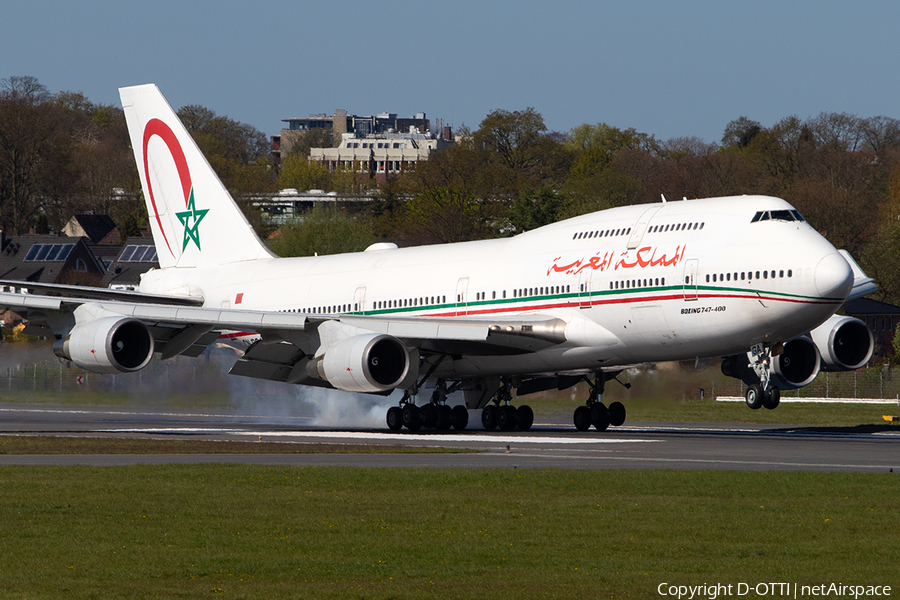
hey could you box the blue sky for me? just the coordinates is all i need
[3,1,899,144]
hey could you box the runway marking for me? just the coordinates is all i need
[96,428,659,444]
[0,406,311,421]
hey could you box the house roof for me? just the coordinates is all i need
[842,297,900,316]
[101,238,159,288]
[63,214,119,244]
[0,235,104,284]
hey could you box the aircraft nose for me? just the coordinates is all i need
[815,252,853,299]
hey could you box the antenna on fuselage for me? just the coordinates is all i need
[660,194,667,203]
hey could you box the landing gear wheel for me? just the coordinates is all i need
[516,405,534,431]
[497,405,517,431]
[762,387,780,410]
[386,406,403,431]
[481,405,498,430]
[573,405,592,431]
[436,405,454,431]
[608,401,626,427]
[590,402,610,431]
[421,404,438,429]
[745,384,763,410]
[452,405,469,430]
[402,405,422,431]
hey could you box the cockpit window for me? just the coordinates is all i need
[751,209,806,223]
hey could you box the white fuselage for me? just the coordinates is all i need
[139,195,853,379]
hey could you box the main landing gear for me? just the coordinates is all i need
[573,372,627,432]
[480,380,534,432]
[386,379,469,432]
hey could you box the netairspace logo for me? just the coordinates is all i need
[657,582,892,600]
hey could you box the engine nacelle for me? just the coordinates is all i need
[53,316,154,374]
[309,333,410,393]
[810,314,874,371]
[722,336,820,390]
[770,336,820,389]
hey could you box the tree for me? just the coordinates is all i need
[721,116,762,148]
[277,153,330,192]
[287,128,333,156]
[404,187,501,244]
[511,186,564,232]
[475,108,547,171]
[0,76,75,234]
[269,205,375,257]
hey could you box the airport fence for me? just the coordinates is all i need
[3,350,900,403]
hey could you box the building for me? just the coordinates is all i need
[101,236,159,290]
[272,108,447,171]
[62,213,120,245]
[842,297,900,357]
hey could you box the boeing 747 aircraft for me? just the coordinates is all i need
[0,85,877,432]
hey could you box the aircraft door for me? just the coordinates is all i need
[626,207,662,250]
[578,269,592,309]
[354,286,366,313]
[456,277,469,316]
[683,259,699,301]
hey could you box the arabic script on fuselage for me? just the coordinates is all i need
[547,244,687,276]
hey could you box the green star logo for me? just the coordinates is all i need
[175,189,209,252]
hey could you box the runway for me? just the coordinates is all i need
[0,403,898,472]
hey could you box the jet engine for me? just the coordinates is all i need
[53,316,154,374]
[721,336,820,390]
[308,333,410,393]
[809,314,874,371]
[770,336,820,389]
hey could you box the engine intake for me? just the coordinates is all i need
[54,316,154,374]
[771,336,820,389]
[310,333,410,393]
[810,315,874,371]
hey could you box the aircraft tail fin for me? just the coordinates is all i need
[119,84,274,269]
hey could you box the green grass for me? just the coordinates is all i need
[0,467,895,599]
[0,436,474,455]
[532,393,900,427]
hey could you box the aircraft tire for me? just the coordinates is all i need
[590,403,610,431]
[574,405,592,431]
[421,404,438,428]
[436,405,454,431]
[497,405,517,431]
[452,405,469,430]
[745,384,764,409]
[608,401,626,426]
[402,405,422,431]
[762,387,780,410]
[386,406,403,431]
[516,405,534,431]
[481,405,498,430]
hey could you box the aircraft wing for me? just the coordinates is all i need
[839,250,878,299]
[0,291,570,377]
[0,279,204,306]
